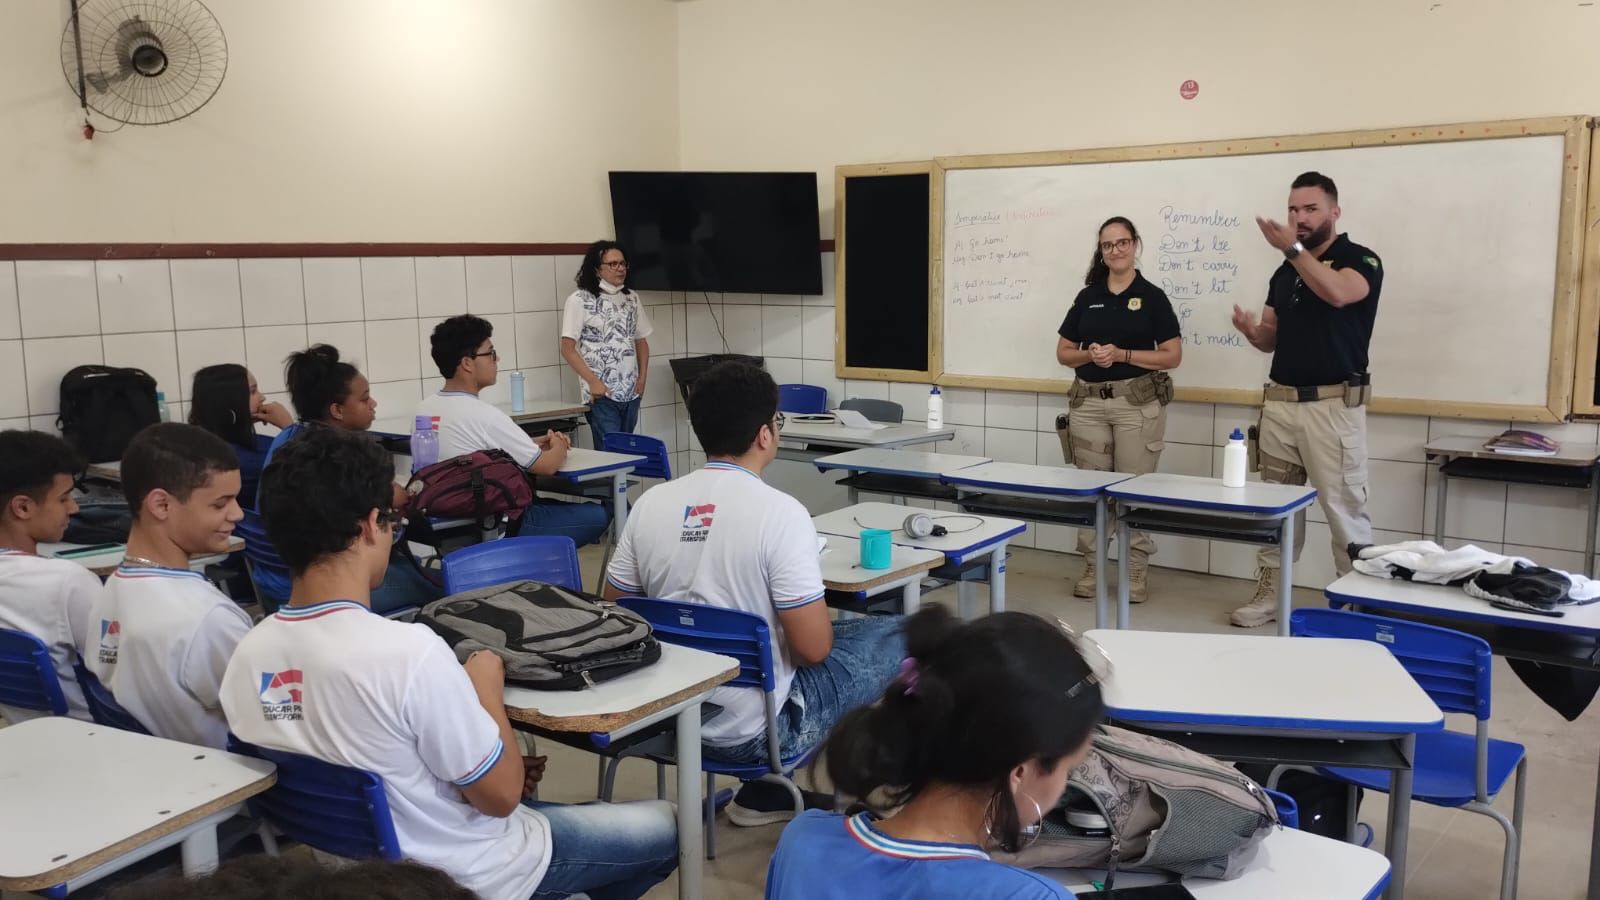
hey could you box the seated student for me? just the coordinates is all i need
[88,423,252,749]
[0,430,103,723]
[602,361,905,826]
[417,315,610,546]
[189,364,295,507]
[766,607,1105,900]
[224,426,677,900]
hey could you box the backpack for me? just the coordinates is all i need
[404,449,534,526]
[419,580,661,690]
[1000,724,1278,880]
[57,366,160,463]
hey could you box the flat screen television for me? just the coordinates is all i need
[608,171,823,295]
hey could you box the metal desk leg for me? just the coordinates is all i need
[180,823,222,877]
[1385,734,1415,900]
[902,576,922,614]
[1277,514,1296,637]
[1116,514,1131,629]
[675,700,705,900]
[611,472,630,542]
[1094,497,1110,630]
[988,542,1009,614]
[1586,465,1599,579]
[958,578,975,621]
[1434,461,1449,546]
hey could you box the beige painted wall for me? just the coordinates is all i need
[1,0,678,242]
[676,0,1600,235]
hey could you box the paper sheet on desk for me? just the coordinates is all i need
[832,409,887,430]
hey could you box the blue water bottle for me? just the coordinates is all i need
[411,415,439,473]
[510,370,525,414]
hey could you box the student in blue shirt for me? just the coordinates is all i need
[188,364,294,507]
[766,607,1106,900]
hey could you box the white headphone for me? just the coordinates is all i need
[902,512,945,539]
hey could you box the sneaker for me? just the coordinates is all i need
[726,780,834,827]
[1126,554,1149,604]
[1230,568,1279,628]
[1073,562,1097,599]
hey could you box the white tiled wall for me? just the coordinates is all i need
[0,255,675,446]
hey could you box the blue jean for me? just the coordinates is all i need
[370,557,444,616]
[525,799,678,900]
[707,615,906,766]
[520,499,612,548]
[587,396,641,450]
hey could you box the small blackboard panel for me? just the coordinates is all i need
[841,171,931,375]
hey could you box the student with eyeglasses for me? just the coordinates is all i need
[1055,216,1183,605]
[561,240,654,450]
[766,606,1106,899]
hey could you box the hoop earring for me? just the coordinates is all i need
[981,789,1045,852]
[229,410,237,424]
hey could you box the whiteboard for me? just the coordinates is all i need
[939,124,1585,419]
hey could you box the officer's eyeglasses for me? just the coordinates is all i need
[1099,238,1134,253]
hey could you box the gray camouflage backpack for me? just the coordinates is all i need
[420,581,661,690]
[999,724,1278,880]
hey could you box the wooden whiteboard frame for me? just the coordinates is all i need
[934,116,1592,423]
[1573,123,1600,418]
[834,161,943,382]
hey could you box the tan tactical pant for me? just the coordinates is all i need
[1254,395,1373,576]
[1067,394,1165,560]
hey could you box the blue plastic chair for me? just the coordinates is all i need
[601,432,674,482]
[236,509,292,614]
[0,628,68,717]
[227,734,402,861]
[611,597,815,859]
[72,661,149,734]
[778,384,828,414]
[1289,609,1526,900]
[1261,787,1298,830]
[442,535,583,593]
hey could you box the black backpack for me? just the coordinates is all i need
[57,366,160,463]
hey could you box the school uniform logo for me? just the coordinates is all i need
[97,619,120,665]
[1127,297,1142,311]
[258,669,305,721]
[681,503,716,543]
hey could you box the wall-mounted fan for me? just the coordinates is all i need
[59,0,228,134]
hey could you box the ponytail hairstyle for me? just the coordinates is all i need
[188,364,256,449]
[283,344,360,425]
[820,607,1104,853]
[1083,216,1141,287]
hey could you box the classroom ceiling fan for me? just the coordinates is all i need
[59,0,228,136]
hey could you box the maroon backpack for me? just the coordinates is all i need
[404,449,534,526]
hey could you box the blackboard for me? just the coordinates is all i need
[835,164,936,379]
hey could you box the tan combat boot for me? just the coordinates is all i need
[1229,568,1279,628]
[1126,553,1150,604]
[1073,560,1097,599]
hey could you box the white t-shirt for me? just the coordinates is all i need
[88,564,253,749]
[220,600,549,900]
[605,461,824,745]
[0,549,101,722]
[414,391,541,468]
[561,289,655,403]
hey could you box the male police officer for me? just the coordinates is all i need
[1230,172,1382,627]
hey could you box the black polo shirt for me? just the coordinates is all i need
[1265,233,1383,387]
[1057,272,1181,383]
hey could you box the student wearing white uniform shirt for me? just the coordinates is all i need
[224,426,676,900]
[561,240,654,449]
[0,430,102,722]
[88,423,251,748]
[603,361,906,827]
[416,315,610,547]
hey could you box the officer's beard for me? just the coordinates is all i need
[1297,221,1334,249]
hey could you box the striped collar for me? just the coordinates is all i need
[703,461,760,479]
[436,390,478,398]
[844,812,989,861]
[114,564,205,581]
[273,600,370,621]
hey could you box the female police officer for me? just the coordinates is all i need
[1055,216,1183,604]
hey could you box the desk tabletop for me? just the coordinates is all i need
[555,447,646,481]
[1088,629,1443,735]
[812,502,1026,565]
[943,461,1134,497]
[1327,571,1600,638]
[1108,473,1317,516]
[819,534,944,592]
[43,537,245,578]
[813,448,991,478]
[779,420,954,449]
[1425,434,1600,466]
[371,398,589,438]
[1045,825,1390,899]
[504,643,738,735]
[0,717,277,890]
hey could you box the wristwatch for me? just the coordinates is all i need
[1283,241,1305,260]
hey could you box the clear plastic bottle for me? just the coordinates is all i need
[411,415,440,473]
[926,385,944,430]
[155,391,171,423]
[510,371,525,414]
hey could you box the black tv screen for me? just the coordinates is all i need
[609,171,823,295]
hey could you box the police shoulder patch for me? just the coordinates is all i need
[1363,255,1381,271]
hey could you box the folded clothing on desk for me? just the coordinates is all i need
[1352,540,1600,613]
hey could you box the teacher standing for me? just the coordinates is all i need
[1056,216,1183,604]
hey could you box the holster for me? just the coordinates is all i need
[1344,373,1372,408]
[1056,413,1073,464]
[1247,425,1261,474]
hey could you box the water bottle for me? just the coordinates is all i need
[926,385,944,430]
[155,391,170,423]
[510,371,525,414]
[411,415,439,473]
[1222,427,1248,488]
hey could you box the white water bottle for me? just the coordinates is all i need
[510,371,525,414]
[155,391,170,423]
[926,385,944,430]
[1222,427,1248,488]
[411,415,440,473]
